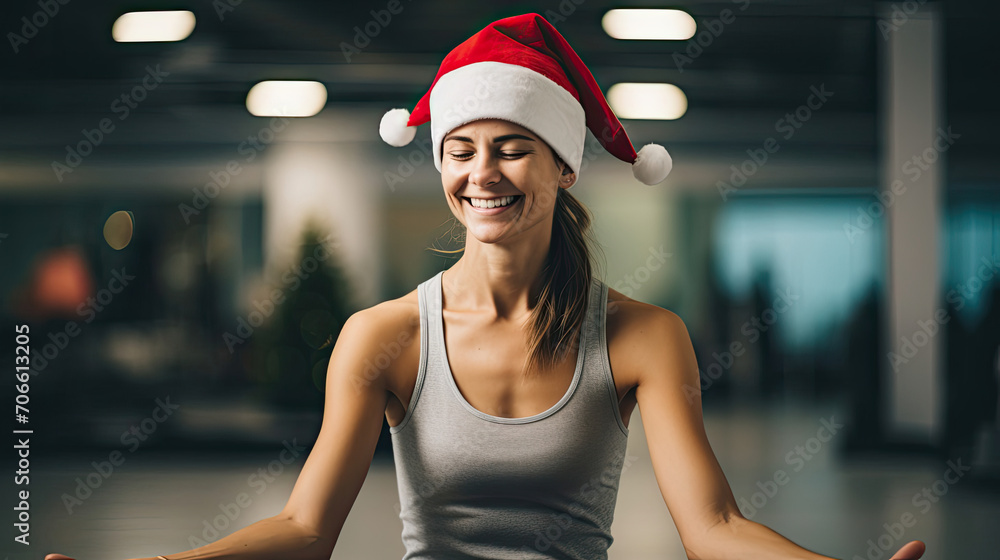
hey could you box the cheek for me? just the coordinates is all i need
[535,182,563,210]
[534,190,559,213]
[440,170,462,191]
[441,167,468,189]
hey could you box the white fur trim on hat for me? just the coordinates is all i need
[429,61,586,177]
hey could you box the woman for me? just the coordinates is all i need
[47,13,927,560]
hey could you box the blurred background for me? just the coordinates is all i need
[2,0,998,558]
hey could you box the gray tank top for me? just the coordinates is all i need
[389,269,631,559]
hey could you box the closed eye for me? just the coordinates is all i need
[449,152,530,161]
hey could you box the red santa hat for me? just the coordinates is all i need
[378,12,672,186]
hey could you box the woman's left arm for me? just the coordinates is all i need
[625,304,924,560]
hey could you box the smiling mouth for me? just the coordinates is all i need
[463,195,523,209]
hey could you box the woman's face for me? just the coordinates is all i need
[440,118,575,245]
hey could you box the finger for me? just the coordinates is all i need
[45,554,76,560]
[888,540,926,560]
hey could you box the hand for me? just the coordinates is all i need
[889,540,926,560]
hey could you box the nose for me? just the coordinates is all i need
[468,150,502,188]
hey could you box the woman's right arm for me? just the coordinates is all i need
[46,308,396,560]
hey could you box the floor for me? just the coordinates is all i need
[21,401,999,560]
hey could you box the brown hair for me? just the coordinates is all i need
[429,148,604,379]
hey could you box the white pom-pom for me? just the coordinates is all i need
[632,143,672,185]
[379,108,416,147]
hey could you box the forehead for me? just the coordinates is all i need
[446,118,539,140]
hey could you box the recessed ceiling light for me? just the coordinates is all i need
[245,80,328,117]
[607,83,688,120]
[112,10,196,43]
[602,9,696,40]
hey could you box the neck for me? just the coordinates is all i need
[444,225,553,322]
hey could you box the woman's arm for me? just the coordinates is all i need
[47,307,399,560]
[690,515,924,560]
[617,301,923,560]
[121,515,331,560]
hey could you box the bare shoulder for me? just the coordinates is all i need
[334,287,421,394]
[604,286,693,386]
[350,287,420,333]
[605,286,689,337]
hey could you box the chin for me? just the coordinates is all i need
[464,225,514,244]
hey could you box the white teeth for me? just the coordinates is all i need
[469,195,517,209]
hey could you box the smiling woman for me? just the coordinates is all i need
[45,11,928,560]
[437,117,591,380]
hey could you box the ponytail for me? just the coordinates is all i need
[520,186,600,378]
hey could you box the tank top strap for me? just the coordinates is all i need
[388,270,451,434]
[579,273,631,437]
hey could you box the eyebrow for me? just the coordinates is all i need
[443,133,536,145]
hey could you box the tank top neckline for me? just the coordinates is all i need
[434,270,591,425]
